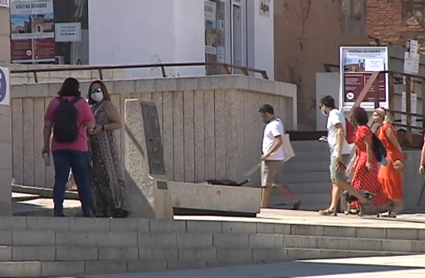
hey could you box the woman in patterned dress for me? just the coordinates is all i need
[373,108,405,217]
[88,80,129,218]
[351,107,389,214]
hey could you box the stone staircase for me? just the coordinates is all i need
[0,216,423,277]
[271,140,331,210]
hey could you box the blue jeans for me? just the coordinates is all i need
[52,150,92,216]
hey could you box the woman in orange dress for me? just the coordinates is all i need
[373,107,404,217]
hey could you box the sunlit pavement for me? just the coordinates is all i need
[82,255,425,278]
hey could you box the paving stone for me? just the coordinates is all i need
[177,233,213,248]
[41,262,84,277]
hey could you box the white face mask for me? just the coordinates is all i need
[91,88,104,103]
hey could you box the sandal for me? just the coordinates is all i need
[379,211,396,218]
[319,209,337,216]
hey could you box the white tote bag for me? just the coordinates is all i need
[282,134,295,162]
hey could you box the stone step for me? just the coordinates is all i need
[269,192,330,206]
[286,182,330,194]
[290,141,329,152]
[290,151,329,163]
[0,249,415,277]
[278,171,330,184]
[1,217,424,242]
[2,233,425,253]
[282,160,330,173]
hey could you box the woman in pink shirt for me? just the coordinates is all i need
[42,78,95,217]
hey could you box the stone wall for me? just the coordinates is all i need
[10,76,297,188]
[0,5,11,215]
[274,0,368,130]
[367,0,425,51]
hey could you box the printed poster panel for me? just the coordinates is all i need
[0,0,9,8]
[0,67,10,106]
[10,0,55,63]
[340,46,389,110]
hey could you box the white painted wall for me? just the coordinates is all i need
[88,0,273,79]
[252,0,274,80]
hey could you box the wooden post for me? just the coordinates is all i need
[374,72,380,109]
[406,76,412,143]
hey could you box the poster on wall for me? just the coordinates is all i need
[10,0,55,63]
[55,22,81,42]
[204,1,217,59]
[0,67,10,106]
[404,39,420,74]
[0,0,9,8]
[340,46,389,110]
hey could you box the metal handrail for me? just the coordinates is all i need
[10,62,269,83]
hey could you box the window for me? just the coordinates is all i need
[204,0,247,75]
[10,0,89,65]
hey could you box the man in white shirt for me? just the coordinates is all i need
[319,95,368,216]
[259,104,301,209]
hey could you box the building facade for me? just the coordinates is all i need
[274,0,368,130]
[367,0,425,52]
[8,0,274,79]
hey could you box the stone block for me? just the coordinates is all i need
[256,223,290,234]
[0,262,41,277]
[110,218,149,232]
[216,248,253,263]
[178,248,217,261]
[68,218,110,232]
[138,233,177,246]
[248,234,284,248]
[381,239,413,252]
[149,219,186,233]
[26,217,69,231]
[12,231,55,245]
[12,246,55,261]
[98,247,139,261]
[41,262,85,277]
[355,227,386,239]
[222,222,257,234]
[127,261,167,273]
[167,260,207,271]
[169,182,261,215]
[252,248,287,262]
[283,235,317,249]
[0,217,26,230]
[124,99,173,219]
[96,232,137,247]
[316,237,349,250]
[56,246,98,261]
[349,238,382,251]
[213,234,249,248]
[0,246,11,261]
[0,231,12,245]
[139,247,178,261]
[85,261,127,275]
[386,228,418,240]
[177,233,213,248]
[186,221,222,233]
[286,248,322,260]
[290,224,324,236]
[55,231,98,246]
[322,226,356,237]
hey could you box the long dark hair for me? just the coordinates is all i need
[87,80,111,105]
[351,107,369,126]
[57,77,81,97]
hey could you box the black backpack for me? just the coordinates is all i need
[53,97,81,143]
[371,131,388,166]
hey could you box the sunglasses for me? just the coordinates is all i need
[92,88,102,94]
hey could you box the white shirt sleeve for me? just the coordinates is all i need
[270,121,283,137]
[328,110,342,127]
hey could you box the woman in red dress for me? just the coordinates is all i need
[351,107,389,214]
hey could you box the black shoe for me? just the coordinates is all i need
[292,200,301,210]
[112,209,129,218]
[54,212,65,217]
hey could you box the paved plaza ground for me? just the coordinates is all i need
[83,255,425,278]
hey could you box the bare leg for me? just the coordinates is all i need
[335,180,367,204]
[261,187,271,208]
[328,182,342,211]
[278,183,300,203]
[392,199,403,215]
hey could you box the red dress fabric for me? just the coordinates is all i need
[351,125,389,206]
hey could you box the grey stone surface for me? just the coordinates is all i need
[124,99,173,219]
[168,182,261,214]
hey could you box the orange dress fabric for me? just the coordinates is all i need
[377,124,403,200]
